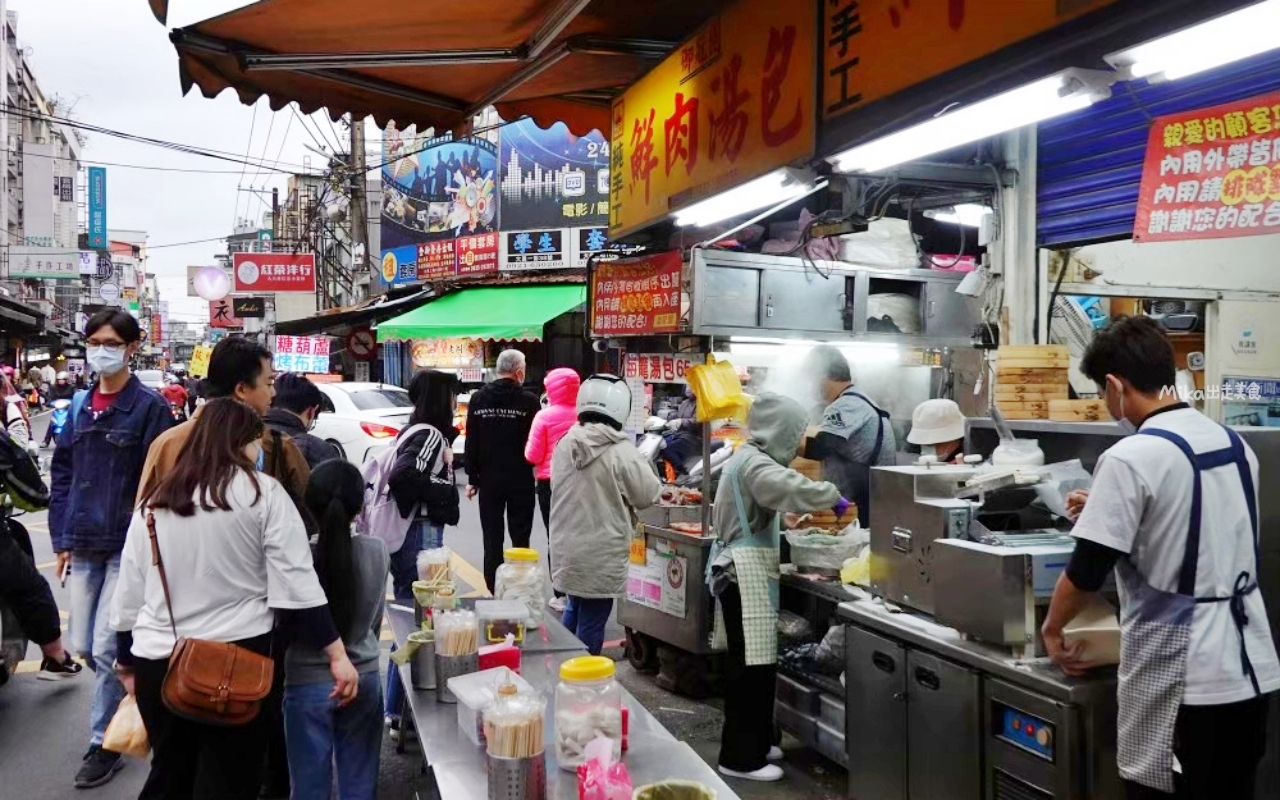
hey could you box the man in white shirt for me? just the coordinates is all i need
[1043,316,1279,799]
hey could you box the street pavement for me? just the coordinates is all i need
[0,411,843,800]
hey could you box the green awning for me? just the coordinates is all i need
[376,285,586,342]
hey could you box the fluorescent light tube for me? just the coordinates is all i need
[830,72,1106,174]
[925,203,992,227]
[673,169,814,228]
[1109,1,1280,83]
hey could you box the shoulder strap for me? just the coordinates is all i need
[842,389,887,463]
[71,389,88,424]
[146,510,180,641]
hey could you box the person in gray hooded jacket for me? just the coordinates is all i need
[550,374,661,655]
[709,392,844,783]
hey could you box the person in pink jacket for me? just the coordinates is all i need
[525,367,580,612]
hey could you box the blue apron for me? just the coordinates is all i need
[1116,425,1262,791]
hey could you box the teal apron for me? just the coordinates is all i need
[1116,425,1262,791]
[707,461,781,666]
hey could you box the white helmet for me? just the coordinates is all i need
[55,371,69,382]
[907,399,965,445]
[576,374,631,429]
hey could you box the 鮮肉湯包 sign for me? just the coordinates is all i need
[608,0,816,237]
[1135,90,1280,242]
[590,251,683,336]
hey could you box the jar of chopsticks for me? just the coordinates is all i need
[484,683,546,800]
[435,609,479,703]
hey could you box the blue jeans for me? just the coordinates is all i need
[561,596,614,656]
[69,551,124,746]
[386,521,442,719]
[284,671,382,800]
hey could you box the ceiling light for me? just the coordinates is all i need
[830,71,1110,174]
[924,203,992,227]
[674,168,816,228]
[1108,1,1280,83]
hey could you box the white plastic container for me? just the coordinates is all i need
[475,599,532,645]
[991,439,1045,467]
[494,547,544,626]
[554,656,622,771]
[446,666,535,747]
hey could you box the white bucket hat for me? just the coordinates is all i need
[907,399,965,445]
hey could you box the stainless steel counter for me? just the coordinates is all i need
[387,606,740,800]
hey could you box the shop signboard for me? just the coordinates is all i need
[209,299,242,329]
[590,251,683,336]
[189,345,213,378]
[623,352,697,384]
[499,229,570,271]
[456,232,499,277]
[233,253,317,293]
[608,0,816,237]
[275,335,331,373]
[380,245,418,286]
[1135,90,1280,243]
[410,338,484,369]
[498,117,610,231]
[417,240,457,281]
[78,251,96,276]
[1221,377,1280,427]
[6,246,79,279]
[232,297,265,318]
[820,0,1119,120]
[380,126,498,252]
[87,167,107,249]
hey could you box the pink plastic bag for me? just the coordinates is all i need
[577,735,632,800]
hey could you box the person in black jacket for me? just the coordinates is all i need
[465,349,541,592]
[264,373,341,470]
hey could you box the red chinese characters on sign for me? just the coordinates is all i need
[456,233,499,277]
[1135,91,1280,243]
[630,109,659,203]
[417,240,457,281]
[709,54,751,163]
[232,253,316,293]
[623,353,697,384]
[591,252,683,336]
[761,25,803,147]
[664,93,700,176]
[679,19,723,79]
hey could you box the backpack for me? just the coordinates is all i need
[355,424,428,553]
[0,427,47,512]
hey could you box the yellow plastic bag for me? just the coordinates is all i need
[840,549,871,587]
[686,358,750,422]
[102,694,149,759]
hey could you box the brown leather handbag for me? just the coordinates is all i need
[146,511,274,727]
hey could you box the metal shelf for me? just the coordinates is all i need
[968,417,1123,436]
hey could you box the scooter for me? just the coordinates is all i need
[47,399,71,445]
[636,416,668,475]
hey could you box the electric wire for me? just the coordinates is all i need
[233,103,259,226]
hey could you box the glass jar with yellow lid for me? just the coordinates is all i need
[554,655,622,770]
[494,547,544,625]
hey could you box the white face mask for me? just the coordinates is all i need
[87,345,127,376]
[1110,379,1138,436]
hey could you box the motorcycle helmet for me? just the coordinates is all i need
[576,374,631,430]
[55,371,69,383]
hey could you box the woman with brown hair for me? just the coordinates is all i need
[110,398,358,800]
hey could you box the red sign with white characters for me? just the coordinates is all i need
[232,253,316,292]
[456,233,499,277]
[1135,90,1280,242]
[417,240,457,281]
[590,251,683,336]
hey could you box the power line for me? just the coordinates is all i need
[5,236,230,255]
[233,104,258,226]
[0,148,294,174]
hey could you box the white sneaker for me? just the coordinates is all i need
[718,764,784,782]
[767,745,784,762]
[548,597,567,612]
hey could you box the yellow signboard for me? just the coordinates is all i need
[609,0,816,237]
[822,0,1120,119]
[189,344,212,378]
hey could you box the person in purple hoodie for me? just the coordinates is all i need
[524,367,580,613]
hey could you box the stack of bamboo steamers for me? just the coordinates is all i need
[993,345,1106,421]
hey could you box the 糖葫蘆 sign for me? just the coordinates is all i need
[1135,90,1280,242]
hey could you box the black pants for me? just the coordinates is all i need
[0,526,59,646]
[134,654,270,800]
[479,482,535,592]
[259,650,290,797]
[717,583,776,773]
[1123,696,1271,800]
[536,479,563,598]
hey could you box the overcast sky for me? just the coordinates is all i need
[14,0,374,325]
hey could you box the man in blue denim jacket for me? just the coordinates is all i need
[49,309,173,789]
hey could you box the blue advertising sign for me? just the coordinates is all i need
[87,167,107,249]
[380,126,498,252]
[498,118,609,232]
[378,245,418,286]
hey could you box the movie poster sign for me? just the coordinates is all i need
[380,125,497,251]
[1135,90,1280,242]
[498,118,610,231]
[590,251,683,336]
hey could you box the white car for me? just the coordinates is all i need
[313,382,413,464]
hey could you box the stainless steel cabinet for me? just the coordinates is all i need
[846,625,983,800]
[847,626,908,800]
[761,269,850,332]
[906,650,982,800]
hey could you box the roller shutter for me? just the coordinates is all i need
[1037,48,1280,248]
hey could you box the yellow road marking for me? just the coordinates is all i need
[36,560,56,571]
[14,660,39,674]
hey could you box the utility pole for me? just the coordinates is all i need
[348,115,369,302]
[1,0,8,255]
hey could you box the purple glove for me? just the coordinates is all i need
[832,497,851,519]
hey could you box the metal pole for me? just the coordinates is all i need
[348,115,369,303]
[1,0,8,256]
